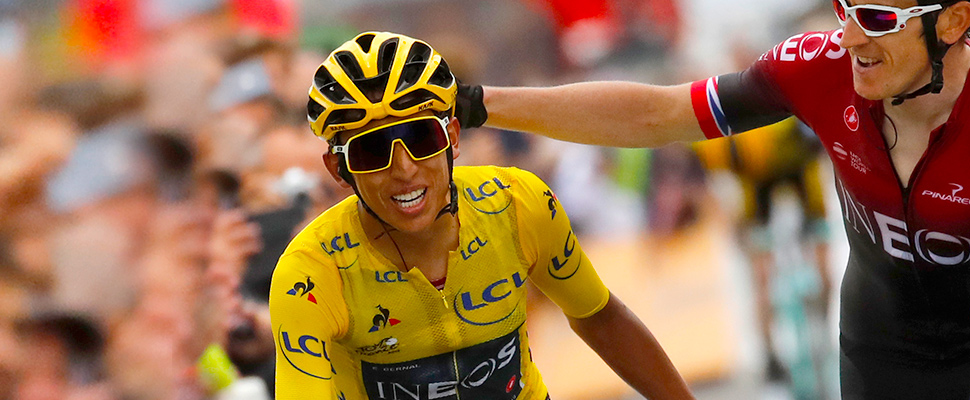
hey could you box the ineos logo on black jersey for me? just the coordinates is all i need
[362,329,522,399]
[913,230,970,265]
[838,178,970,266]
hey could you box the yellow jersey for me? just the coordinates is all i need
[270,166,610,400]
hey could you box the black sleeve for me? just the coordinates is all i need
[718,66,794,134]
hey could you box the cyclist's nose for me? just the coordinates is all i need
[841,17,869,49]
[389,141,419,178]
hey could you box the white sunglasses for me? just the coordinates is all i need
[833,0,944,37]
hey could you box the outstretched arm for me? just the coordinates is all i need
[482,82,704,148]
[569,293,694,400]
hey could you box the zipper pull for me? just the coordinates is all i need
[441,293,449,309]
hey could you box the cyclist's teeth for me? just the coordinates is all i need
[392,189,426,207]
[857,56,878,66]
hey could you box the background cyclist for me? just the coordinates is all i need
[693,117,834,383]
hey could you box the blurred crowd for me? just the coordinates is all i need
[0,0,836,399]
[0,0,354,398]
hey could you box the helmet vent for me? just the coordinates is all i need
[307,97,325,121]
[390,89,441,111]
[407,42,432,64]
[355,33,376,53]
[377,38,399,75]
[315,68,355,105]
[334,51,365,81]
[313,66,335,89]
[428,59,454,88]
[395,43,432,93]
[356,73,389,103]
[324,108,366,128]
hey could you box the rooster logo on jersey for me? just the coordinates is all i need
[286,277,317,304]
[369,305,401,332]
[543,190,559,219]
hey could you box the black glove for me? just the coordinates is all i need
[455,83,487,129]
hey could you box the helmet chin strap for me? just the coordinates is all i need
[437,146,459,219]
[892,9,950,106]
[437,181,459,218]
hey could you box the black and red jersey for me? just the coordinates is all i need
[692,29,970,360]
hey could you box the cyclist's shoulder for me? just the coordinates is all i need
[760,29,849,66]
[454,164,537,183]
[739,30,854,115]
[280,196,359,260]
[455,165,551,206]
[751,29,852,92]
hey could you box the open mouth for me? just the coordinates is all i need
[391,188,426,209]
[855,55,881,68]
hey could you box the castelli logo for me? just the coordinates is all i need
[844,105,860,131]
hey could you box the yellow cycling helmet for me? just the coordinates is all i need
[308,31,457,141]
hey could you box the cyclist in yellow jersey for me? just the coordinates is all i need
[269,32,693,400]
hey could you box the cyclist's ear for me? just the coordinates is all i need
[938,2,970,44]
[323,151,352,188]
[447,117,461,159]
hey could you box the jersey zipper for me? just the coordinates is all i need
[413,266,451,309]
[912,126,951,359]
[880,121,946,310]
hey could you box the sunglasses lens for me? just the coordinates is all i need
[401,120,450,159]
[832,0,847,21]
[347,131,394,172]
[857,8,898,32]
[345,118,449,172]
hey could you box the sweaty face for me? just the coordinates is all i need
[338,112,456,233]
[839,0,935,100]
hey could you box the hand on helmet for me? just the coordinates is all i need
[455,84,487,129]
